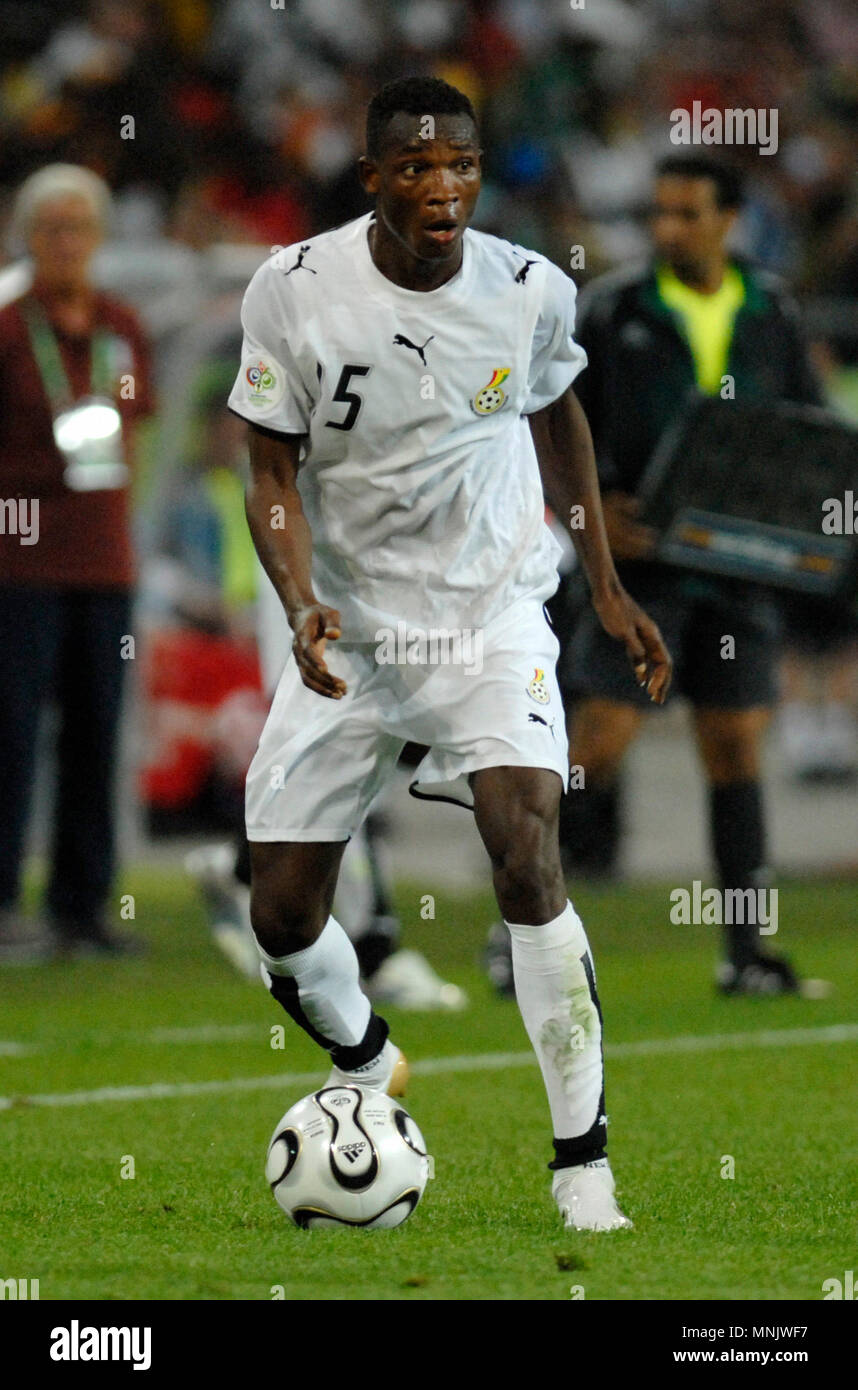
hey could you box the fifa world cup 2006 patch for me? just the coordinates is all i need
[471,368,511,415]
[244,356,286,412]
[527,667,550,704]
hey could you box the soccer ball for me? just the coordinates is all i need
[265,1086,433,1229]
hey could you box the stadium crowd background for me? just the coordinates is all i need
[3,0,858,291]
[1,0,856,873]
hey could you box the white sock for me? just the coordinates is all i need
[257,915,371,1047]
[505,901,605,1143]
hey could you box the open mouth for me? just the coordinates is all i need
[423,219,459,245]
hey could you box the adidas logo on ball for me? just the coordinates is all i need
[338,1142,367,1164]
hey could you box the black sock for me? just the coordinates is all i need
[710,780,769,969]
[549,1136,608,1171]
[234,833,252,888]
[354,922,398,980]
[354,811,400,978]
[328,1013,390,1072]
[265,972,389,1070]
[557,781,622,877]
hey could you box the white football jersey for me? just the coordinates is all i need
[228,211,586,643]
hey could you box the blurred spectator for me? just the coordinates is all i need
[0,0,856,284]
[139,374,266,836]
[0,163,152,959]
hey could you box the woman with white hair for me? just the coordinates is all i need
[0,163,153,959]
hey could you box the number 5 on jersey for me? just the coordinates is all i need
[325,364,372,432]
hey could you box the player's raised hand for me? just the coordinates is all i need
[592,586,673,704]
[290,603,347,699]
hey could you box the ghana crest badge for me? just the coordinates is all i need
[527,667,551,704]
[471,367,511,415]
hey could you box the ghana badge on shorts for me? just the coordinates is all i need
[471,368,511,416]
[527,668,551,704]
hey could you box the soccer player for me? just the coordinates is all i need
[228,77,671,1231]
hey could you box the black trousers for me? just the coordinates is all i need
[0,585,131,924]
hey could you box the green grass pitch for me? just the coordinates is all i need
[1,870,856,1302]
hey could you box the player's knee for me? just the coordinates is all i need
[572,745,624,785]
[569,702,637,782]
[249,882,327,957]
[495,804,563,905]
[702,732,762,783]
[706,747,760,783]
[697,709,769,784]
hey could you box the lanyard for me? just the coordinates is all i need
[21,299,114,414]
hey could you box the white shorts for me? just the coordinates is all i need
[245,597,569,841]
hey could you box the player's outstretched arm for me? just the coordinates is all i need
[245,422,346,699]
[529,388,672,704]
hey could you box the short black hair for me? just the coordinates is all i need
[655,154,743,210]
[366,76,477,159]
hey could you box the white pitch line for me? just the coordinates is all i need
[5,1015,856,1059]
[0,1023,263,1055]
[608,1022,858,1057]
[138,1024,261,1045]
[0,1070,326,1112]
[1,1022,857,1113]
